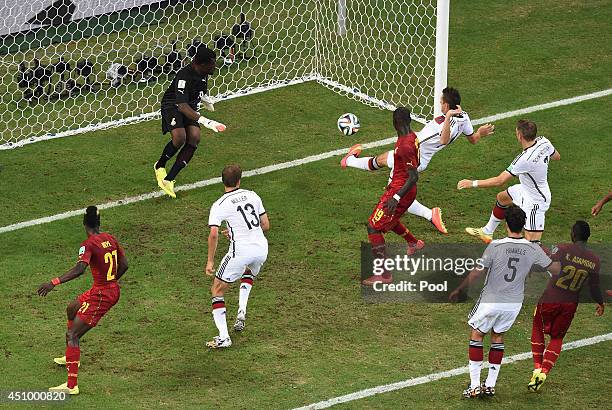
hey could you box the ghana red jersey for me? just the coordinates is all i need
[539,243,602,304]
[78,232,124,287]
[387,131,419,193]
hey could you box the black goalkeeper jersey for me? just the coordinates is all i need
[161,65,208,110]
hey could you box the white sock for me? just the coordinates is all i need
[483,212,503,235]
[346,156,377,171]
[485,363,501,388]
[212,296,229,340]
[238,281,253,314]
[469,360,483,389]
[407,200,433,221]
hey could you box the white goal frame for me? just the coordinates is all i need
[0,0,449,150]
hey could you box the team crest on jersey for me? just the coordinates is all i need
[550,245,558,255]
[79,246,85,256]
[434,115,445,124]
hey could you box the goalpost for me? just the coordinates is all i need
[0,0,448,149]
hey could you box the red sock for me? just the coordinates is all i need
[67,320,73,330]
[531,312,545,369]
[469,339,483,361]
[391,223,417,244]
[542,338,562,374]
[492,201,508,219]
[65,345,80,388]
[489,343,504,365]
[368,232,391,278]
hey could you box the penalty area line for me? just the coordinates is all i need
[0,88,610,234]
[292,332,612,410]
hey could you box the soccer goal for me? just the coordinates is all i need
[0,0,449,149]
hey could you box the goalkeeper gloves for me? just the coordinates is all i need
[200,95,215,112]
[198,116,226,133]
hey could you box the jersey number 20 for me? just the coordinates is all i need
[237,203,260,230]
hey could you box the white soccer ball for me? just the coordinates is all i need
[337,113,360,136]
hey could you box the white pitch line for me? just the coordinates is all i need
[1,88,610,234]
[293,332,612,410]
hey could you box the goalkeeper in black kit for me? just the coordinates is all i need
[154,46,226,198]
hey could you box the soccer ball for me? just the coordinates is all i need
[337,113,360,136]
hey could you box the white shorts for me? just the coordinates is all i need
[215,251,267,283]
[506,184,549,232]
[385,150,429,173]
[467,302,521,334]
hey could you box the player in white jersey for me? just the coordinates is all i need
[205,164,270,349]
[341,87,495,234]
[458,120,560,244]
[449,206,561,398]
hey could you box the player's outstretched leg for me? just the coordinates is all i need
[466,192,511,244]
[407,201,448,234]
[207,278,232,348]
[49,315,91,395]
[342,147,388,171]
[53,299,80,366]
[234,270,254,332]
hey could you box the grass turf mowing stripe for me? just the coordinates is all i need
[292,332,612,410]
[1,88,610,234]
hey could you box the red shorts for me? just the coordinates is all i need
[534,302,577,339]
[77,284,120,327]
[368,188,417,232]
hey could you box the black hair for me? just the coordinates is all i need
[222,164,242,187]
[393,107,412,134]
[193,46,216,65]
[442,87,461,109]
[572,220,590,242]
[505,205,526,234]
[84,205,100,229]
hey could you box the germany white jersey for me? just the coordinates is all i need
[416,112,474,171]
[506,136,556,204]
[208,188,268,255]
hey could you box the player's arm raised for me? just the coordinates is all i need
[37,261,88,297]
[206,226,220,276]
[439,106,463,145]
[457,170,513,190]
[449,266,487,302]
[386,168,418,213]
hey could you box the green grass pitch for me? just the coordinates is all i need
[0,0,611,408]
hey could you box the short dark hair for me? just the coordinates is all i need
[84,205,100,229]
[222,164,242,187]
[393,107,411,133]
[442,87,461,109]
[193,46,216,65]
[572,220,590,242]
[516,119,537,141]
[505,205,526,234]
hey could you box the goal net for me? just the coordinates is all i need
[0,0,445,149]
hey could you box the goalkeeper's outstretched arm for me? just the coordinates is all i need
[177,103,226,133]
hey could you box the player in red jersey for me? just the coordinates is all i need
[37,206,128,395]
[528,220,605,392]
[362,107,424,285]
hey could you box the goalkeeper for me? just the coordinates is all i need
[154,46,226,198]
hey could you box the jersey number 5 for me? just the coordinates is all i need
[237,203,260,230]
[104,250,118,281]
[505,257,520,282]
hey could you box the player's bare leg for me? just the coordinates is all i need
[49,315,92,394]
[208,278,232,348]
[53,299,80,366]
[342,148,389,171]
[466,190,512,243]
[482,332,504,396]
[234,269,254,332]
[525,230,543,243]
[156,127,187,197]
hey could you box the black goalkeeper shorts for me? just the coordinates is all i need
[161,107,199,134]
